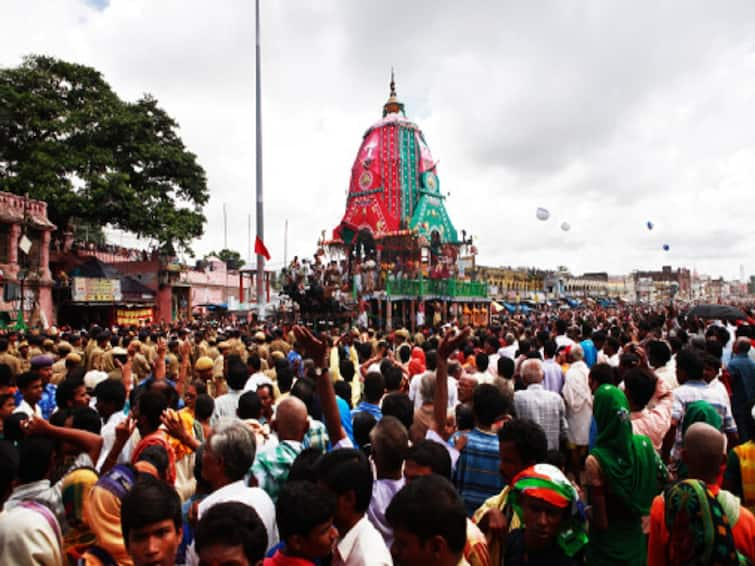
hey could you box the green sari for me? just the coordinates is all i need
[588,384,666,565]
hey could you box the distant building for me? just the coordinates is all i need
[633,266,691,301]
[0,191,56,327]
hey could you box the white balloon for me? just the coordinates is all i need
[536,207,550,221]
[560,222,571,232]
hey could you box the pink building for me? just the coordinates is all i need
[0,191,56,327]
[110,256,252,323]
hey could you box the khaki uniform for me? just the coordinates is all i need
[87,346,105,371]
[51,359,68,385]
[131,352,152,381]
[108,368,123,382]
[0,352,20,377]
[269,339,291,355]
[212,355,225,381]
[18,353,31,374]
[101,349,116,373]
[166,353,180,380]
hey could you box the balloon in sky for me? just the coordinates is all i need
[536,207,550,221]
[662,244,670,251]
[560,222,571,232]
[646,221,654,230]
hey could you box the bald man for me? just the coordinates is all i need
[251,396,309,502]
[647,422,755,564]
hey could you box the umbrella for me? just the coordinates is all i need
[687,304,747,321]
[491,301,505,314]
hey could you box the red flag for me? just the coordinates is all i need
[254,236,271,261]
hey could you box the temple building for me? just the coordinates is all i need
[292,74,489,330]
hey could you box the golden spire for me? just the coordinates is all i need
[383,67,404,117]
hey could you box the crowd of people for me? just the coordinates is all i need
[0,302,754,565]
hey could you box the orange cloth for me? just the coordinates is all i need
[647,485,755,565]
[131,430,176,485]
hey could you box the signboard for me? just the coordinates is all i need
[116,308,153,325]
[72,277,122,303]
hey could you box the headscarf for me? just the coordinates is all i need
[665,479,739,566]
[62,467,98,560]
[408,358,425,378]
[83,464,136,566]
[677,400,725,481]
[131,430,176,484]
[682,400,722,436]
[410,347,426,366]
[508,464,588,557]
[590,384,665,515]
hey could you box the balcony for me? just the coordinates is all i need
[385,278,488,298]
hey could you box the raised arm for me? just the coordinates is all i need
[26,416,104,465]
[294,325,345,444]
[433,327,470,438]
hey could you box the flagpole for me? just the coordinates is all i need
[255,0,265,320]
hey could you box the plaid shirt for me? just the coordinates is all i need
[513,384,568,451]
[252,440,303,502]
[303,418,330,453]
[453,428,504,516]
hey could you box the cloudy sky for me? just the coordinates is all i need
[3,1,754,280]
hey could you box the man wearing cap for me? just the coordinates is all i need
[195,356,226,398]
[87,331,110,372]
[128,340,151,382]
[269,328,291,356]
[16,340,31,373]
[108,347,129,383]
[27,335,44,360]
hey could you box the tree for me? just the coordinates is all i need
[208,249,243,270]
[0,55,209,254]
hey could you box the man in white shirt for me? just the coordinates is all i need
[93,379,128,471]
[484,336,501,380]
[13,371,43,418]
[244,353,273,392]
[366,416,408,548]
[212,362,248,424]
[409,350,460,411]
[562,345,592,457]
[554,319,575,349]
[192,418,278,564]
[316,448,392,565]
[497,333,518,360]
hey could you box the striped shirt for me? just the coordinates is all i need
[453,428,504,516]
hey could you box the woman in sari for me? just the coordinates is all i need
[61,467,99,564]
[585,384,665,565]
[665,479,739,566]
[80,464,137,566]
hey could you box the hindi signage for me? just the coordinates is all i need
[72,277,122,303]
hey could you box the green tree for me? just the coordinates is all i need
[0,55,208,254]
[208,249,243,270]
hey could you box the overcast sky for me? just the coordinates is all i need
[3,1,754,280]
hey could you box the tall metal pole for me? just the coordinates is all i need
[223,203,228,249]
[255,0,265,320]
[283,218,288,267]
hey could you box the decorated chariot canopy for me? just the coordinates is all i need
[332,72,459,248]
